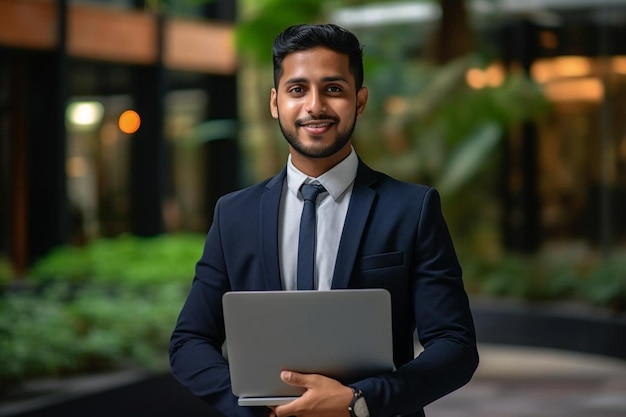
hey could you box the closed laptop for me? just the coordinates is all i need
[222,289,394,406]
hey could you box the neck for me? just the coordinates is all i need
[290,146,351,178]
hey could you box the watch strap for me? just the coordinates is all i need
[348,387,363,417]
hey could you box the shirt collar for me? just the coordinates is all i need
[286,148,358,201]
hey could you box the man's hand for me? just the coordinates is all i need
[271,371,353,417]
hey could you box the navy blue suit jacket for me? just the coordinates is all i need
[169,161,478,417]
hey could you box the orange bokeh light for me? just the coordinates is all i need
[118,110,141,134]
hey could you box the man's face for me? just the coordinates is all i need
[270,47,368,169]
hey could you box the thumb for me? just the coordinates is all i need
[281,371,309,387]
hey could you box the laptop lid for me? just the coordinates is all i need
[222,289,394,406]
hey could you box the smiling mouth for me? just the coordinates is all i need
[299,121,335,136]
[300,121,334,128]
[297,116,338,130]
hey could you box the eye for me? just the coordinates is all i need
[288,86,305,96]
[326,86,342,93]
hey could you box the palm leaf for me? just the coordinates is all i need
[436,122,502,196]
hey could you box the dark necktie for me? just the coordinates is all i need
[297,183,325,290]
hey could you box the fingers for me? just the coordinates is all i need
[281,370,310,387]
[275,372,308,416]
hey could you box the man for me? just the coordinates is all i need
[169,23,478,417]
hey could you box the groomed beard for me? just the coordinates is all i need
[277,112,358,159]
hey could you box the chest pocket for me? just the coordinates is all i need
[356,250,406,290]
[359,250,404,271]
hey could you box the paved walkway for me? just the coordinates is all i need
[2,343,625,416]
[426,344,626,417]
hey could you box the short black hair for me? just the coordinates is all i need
[272,24,364,90]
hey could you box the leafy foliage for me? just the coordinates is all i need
[29,233,204,287]
[580,254,626,311]
[0,256,12,288]
[0,290,84,380]
[463,250,626,314]
[236,0,326,64]
[1,234,624,387]
[0,234,204,385]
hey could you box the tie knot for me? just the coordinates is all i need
[300,183,325,202]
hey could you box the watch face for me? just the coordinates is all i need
[354,397,368,417]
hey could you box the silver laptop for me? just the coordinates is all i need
[222,289,394,406]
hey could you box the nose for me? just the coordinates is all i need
[304,90,326,115]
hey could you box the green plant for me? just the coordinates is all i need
[29,233,205,287]
[463,250,626,314]
[67,283,188,371]
[0,282,189,384]
[578,253,626,312]
[466,254,550,299]
[0,256,12,288]
[1,234,205,385]
[0,288,84,381]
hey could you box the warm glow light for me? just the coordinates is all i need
[66,101,104,127]
[485,63,505,87]
[531,60,552,83]
[531,56,593,83]
[613,57,626,75]
[465,63,505,90]
[118,110,141,134]
[554,56,592,78]
[543,77,604,102]
[466,68,486,89]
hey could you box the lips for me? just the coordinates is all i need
[298,118,337,135]
[302,122,333,128]
[302,123,333,135]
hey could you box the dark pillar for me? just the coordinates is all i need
[204,75,240,223]
[203,0,240,223]
[0,51,24,274]
[597,20,613,256]
[27,0,69,262]
[203,0,237,21]
[7,53,29,276]
[501,21,541,252]
[129,14,166,236]
[518,122,540,251]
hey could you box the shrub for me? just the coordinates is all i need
[0,233,205,385]
[29,233,205,287]
[0,256,13,288]
[463,251,626,313]
[577,253,626,312]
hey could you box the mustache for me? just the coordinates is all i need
[296,115,339,126]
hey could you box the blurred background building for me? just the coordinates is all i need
[0,0,240,274]
[1,1,626,412]
[1,0,625,280]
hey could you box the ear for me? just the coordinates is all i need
[356,87,368,117]
[270,88,279,119]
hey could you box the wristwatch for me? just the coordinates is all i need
[348,387,369,417]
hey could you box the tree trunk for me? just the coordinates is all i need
[428,0,473,63]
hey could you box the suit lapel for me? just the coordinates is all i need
[331,162,378,289]
[260,168,286,290]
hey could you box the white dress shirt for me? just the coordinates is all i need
[278,148,358,291]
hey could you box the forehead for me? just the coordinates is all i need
[278,47,353,85]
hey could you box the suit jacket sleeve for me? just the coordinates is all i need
[351,187,479,417]
[169,198,267,417]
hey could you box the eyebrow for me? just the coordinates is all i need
[283,76,349,85]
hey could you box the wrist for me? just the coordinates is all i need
[348,387,370,417]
